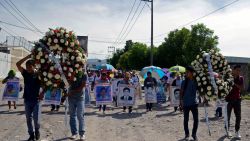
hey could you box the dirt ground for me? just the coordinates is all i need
[0,90,249,141]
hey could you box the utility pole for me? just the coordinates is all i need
[142,0,153,66]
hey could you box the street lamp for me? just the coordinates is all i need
[142,0,153,66]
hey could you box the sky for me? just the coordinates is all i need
[0,0,249,59]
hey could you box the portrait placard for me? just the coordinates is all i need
[117,84,135,107]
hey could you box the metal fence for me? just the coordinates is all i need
[6,36,34,51]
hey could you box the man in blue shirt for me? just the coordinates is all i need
[180,66,199,141]
[16,54,42,141]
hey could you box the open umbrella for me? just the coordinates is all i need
[140,66,165,80]
[97,64,116,71]
[169,65,186,73]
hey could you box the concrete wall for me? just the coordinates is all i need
[0,52,11,78]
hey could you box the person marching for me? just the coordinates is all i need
[131,71,142,99]
[67,72,87,140]
[180,66,199,141]
[96,72,110,114]
[119,72,134,113]
[225,65,244,139]
[16,54,42,141]
[144,71,157,112]
[2,70,19,111]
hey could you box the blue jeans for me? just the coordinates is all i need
[24,100,42,135]
[68,97,85,136]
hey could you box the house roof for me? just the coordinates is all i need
[225,56,250,64]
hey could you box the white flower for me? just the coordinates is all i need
[67,61,71,65]
[202,77,206,81]
[54,39,58,43]
[48,38,52,43]
[68,73,71,77]
[75,64,79,68]
[44,78,48,82]
[38,51,43,56]
[55,74,60,79]
[219,86,223,90]
[47,42,51,46]
[36,55,40,60]
[53,84,57,87]
[198,83,201,86]
[48,73,53,78]
[45,54,48,58]
[56,33,61,37]
[70,42,75,47]
[69,68,73,72]
[207,86,212,91]
[201,88,203,92]
[76,56,81,62]
[65,41,69,46]
[207,91,212,96]
[67,48,72,52]
[58,47,62,51]
[75,70,78,73]
[65,34,69,38]
[60,29,65,34]
[71,56,75,60]
[37,47,42,51]
[41,59,45,64]
[43,72,47,76]
[203,81,207,85]
[49,30,54,35]
[75,40,79,45]
[73,77,77,81]
[60,39,64,43]
[50,66,54,71]
[199,58,203,63]
[36,64,41,68]
[63,67,67,71]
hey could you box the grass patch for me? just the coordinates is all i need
[242,94,250,100]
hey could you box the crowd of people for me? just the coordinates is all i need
[0,53,245,141]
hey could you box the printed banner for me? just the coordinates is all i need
[85,85,91,105]
[112,79,122,97]
[170,86,180,107]
[94,83,112,105]
[44,89,62,105]
[156,85,166,103]
[2,80,20,101]
[117,84,135,107]
[145,87,157,103]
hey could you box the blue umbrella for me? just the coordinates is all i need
[140,66,165,80]
[97,64,115,71]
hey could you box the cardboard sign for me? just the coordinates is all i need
[117,84,135,107]
[145,87,157,103]
[94,83,112,105]
[2,80,20,101]
[170,86,180,107]
[44,89,62,105]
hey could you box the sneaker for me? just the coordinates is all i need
[79,135,86,141]
[192,136,198,141]
[235,131,241,139]
[35,131,40,140]
[184,135,189,141]
[69,134,78,140]
[227,131,232,138]
[27,134,35,141]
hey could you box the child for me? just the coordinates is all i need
[2,70,19,111]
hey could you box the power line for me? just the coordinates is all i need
[114,0,142,47]
[154,0,240,38]
[5,0,43,34]
[116,2,146,46]
[0,20,42,33]
[0,1,41,36]
[113,0,137,46]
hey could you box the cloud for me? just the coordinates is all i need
[0,0,249,59]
